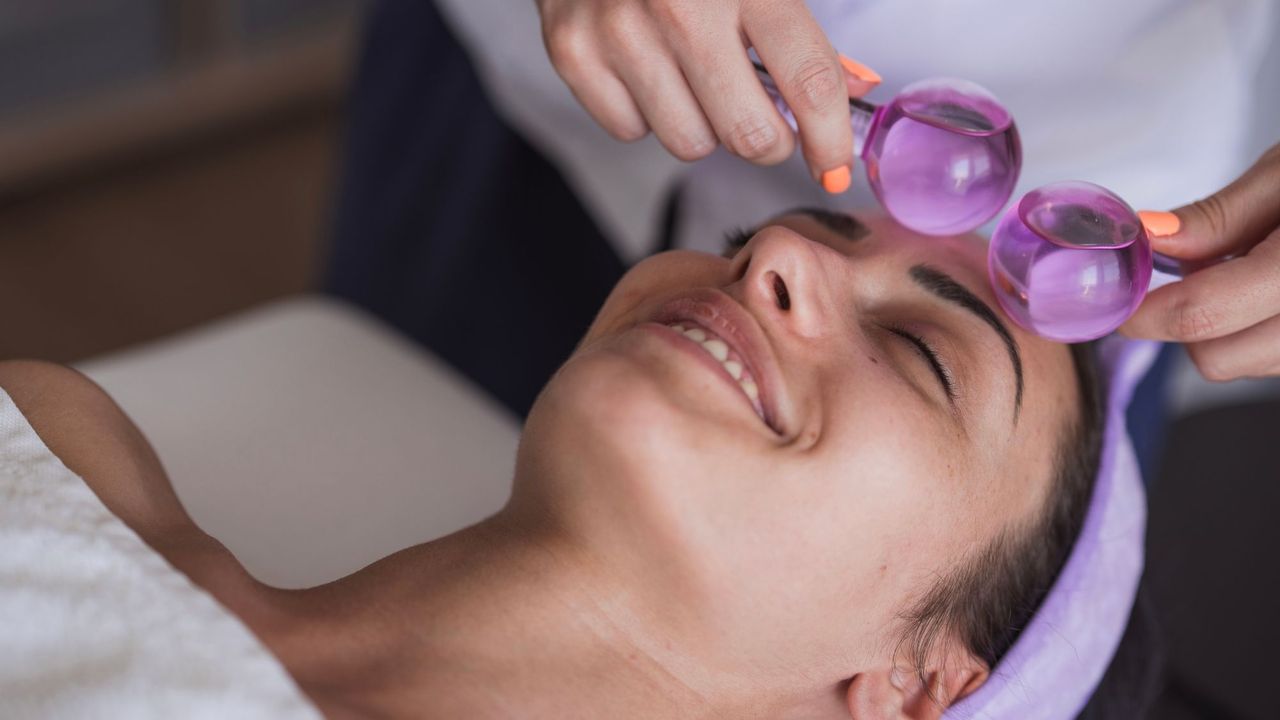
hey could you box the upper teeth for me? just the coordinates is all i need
[723,360,743,380]
[667,323,763,412]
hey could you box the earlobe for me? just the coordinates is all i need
[845,670,905,719]
[952,664,990,703]
[845,667,943,719]
[844,661,989,720]
[894,669,946,720]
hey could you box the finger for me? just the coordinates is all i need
[605,17,717,161]
[662,14,795,166]
[1119,227,1280,342]
[618,62,717,161]
[543,19,649,141]
[743,2,857,185]
[574,72,651,142]
[1138,142,1280,261]
[1186,312,1280,381]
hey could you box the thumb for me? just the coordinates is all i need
[1138,143,1280,261]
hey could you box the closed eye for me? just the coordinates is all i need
[887,326,956,402]
[722,227,754,256]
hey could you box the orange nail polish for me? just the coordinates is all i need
[1139,210,1181,237]
[822,165,852,194]
[838,54,881,85]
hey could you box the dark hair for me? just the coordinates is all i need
[897,341,1105,698]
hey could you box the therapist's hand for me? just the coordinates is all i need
[1122,142,1280,380]
[535,0,880,192]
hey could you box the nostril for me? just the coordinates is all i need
[771,273,791,311]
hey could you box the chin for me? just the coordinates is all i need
[518,342,734,539]
[535,347,693,465]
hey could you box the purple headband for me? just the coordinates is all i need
[945,337,1158,719]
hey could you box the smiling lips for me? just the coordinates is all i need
[663,321,765,419]
[649,290,783,435]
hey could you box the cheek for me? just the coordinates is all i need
[668,416,961,660]
[803,362,967,524]
[743,379,972,609]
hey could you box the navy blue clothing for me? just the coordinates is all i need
[326,0,626,417]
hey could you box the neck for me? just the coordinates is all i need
[234,512,718,719]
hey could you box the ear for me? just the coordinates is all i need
[845,660,989,719]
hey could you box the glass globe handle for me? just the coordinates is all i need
[1146,252,1184,291]
[1149,250,1237,291]
[754,63,878,158]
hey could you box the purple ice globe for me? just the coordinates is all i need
[864,78,1021,236]
[988,181,1154,342]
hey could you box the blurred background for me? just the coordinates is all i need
[0,0,359,361]
[0,2,1277,719]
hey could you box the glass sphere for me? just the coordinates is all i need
[988,182,1153,342]
[864,78,1021,236]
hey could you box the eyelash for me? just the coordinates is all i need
[722,227,754,251]
[886,325,957,401]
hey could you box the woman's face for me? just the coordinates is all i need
[515,211,1079,682]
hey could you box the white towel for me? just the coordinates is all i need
[0,386,319,720]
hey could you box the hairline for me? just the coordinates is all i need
[892,341,1102,694]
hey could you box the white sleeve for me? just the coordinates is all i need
[432,0,685,261]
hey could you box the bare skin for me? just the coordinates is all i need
[0,211,1081,718]
[0,361,708,719]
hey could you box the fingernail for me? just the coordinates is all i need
[838,54,881,85]
[1139,210,1181,237]
[822,165,852,194]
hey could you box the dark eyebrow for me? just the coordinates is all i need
[784,207,871,243]
[909,264,1024,417]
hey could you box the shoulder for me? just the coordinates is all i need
[0,361,285,634]
[0,360,194,545]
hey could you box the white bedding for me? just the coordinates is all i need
[0,386,319,719]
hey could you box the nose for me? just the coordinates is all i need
[729,225,841,339]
